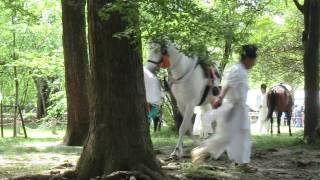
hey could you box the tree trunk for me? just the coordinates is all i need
[61,0,90,146]
[219,34,232,74]
[76,1,166,179]
[34,77,50,119]
[302,0,320,144]
[13,67,19,137]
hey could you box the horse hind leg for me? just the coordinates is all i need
[277,112,282,135]
[286,111,292,136]
[267,108,274,136]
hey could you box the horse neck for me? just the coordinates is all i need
[167,46,193,79]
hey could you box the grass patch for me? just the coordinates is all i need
[252,131,304,150]
[151,127,193,148]
[0,125,318,179]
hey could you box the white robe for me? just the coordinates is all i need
[256,93,269,134]
[202,63,251,164]
[193,104,214,138]
[143,67,163,105]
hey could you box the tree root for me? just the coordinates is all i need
[95,163,168,180]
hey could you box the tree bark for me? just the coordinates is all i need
[34,77,50,119]
[301,0,320,144]
[76,1,166,179]
[61,0,90,146]
[219,34,232,74]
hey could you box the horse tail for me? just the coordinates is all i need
[267,90,277,121]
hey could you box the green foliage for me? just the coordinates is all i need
[0,0,306,127]
[249,1,304,88]
[140,0,270,66]
[0,0,64,120]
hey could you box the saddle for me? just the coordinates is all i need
[197,62,221,105]
[198,62,220,80]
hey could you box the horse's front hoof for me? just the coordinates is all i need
[166,153,179,161]
[168,148,183,161]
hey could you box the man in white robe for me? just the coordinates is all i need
[256,84,269,134]
[143,67,164,129]
[191,45,258,173]
[144,67,163,106]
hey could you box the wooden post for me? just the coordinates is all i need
[18,105,27,138]
[0,102,3,137]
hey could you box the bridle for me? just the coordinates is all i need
[148,59,162,65]
[147,46,168,65]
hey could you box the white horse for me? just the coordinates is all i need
[146,42,220,159]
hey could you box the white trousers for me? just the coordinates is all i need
[202,102,251,164]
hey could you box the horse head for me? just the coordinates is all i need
[146,41,171,72]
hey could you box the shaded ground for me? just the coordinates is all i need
[0,127,319,179]
[160,144,320,180]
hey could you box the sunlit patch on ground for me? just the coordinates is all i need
[0,128,81,179]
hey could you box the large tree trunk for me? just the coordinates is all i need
[61,0,90,146]
[303,0,320,144]
[294,0,320,143]
[76,1,166,179]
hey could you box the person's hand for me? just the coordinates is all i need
[211,96,222,109]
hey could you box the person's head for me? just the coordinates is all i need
[240,44,258,69]
[260,84,267,93]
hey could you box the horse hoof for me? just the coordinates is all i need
[166,154,179,161]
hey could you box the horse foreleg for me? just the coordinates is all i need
[171,105,194,159]
[286,111,292,136]
[270,116,273,136]
[277,112,282,135]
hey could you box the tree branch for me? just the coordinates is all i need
[293,0,304,13]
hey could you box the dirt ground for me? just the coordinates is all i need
[158,145,320,180]
[3,145,319,180]
[1,128,319,180]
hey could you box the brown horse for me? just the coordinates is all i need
[266,84,294,136]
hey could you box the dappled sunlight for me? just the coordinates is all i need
[0,127,319,179]
[0,128,81,179]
